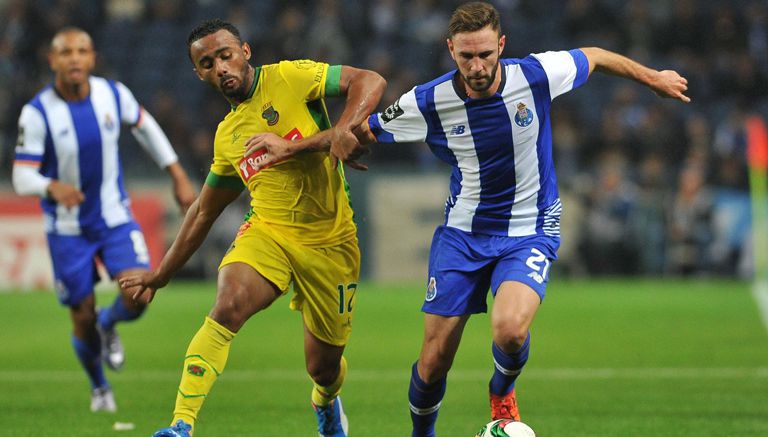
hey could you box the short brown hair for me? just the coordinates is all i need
[448,2,501,38]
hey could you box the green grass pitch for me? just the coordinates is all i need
[1,279,767,436]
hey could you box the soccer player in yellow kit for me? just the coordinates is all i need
[119,19,385,437]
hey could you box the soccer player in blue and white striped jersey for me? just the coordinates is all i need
[11,27,196,413]
[341,3,689,436]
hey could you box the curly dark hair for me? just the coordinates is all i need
[186,19,242,62]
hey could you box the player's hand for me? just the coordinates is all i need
[331,127,369,171]
[243,133,293,172]
[118,271,168,303]
[650,70,691,103]
[47,180,85,208]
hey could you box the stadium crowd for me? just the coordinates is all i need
[1,0,766,278]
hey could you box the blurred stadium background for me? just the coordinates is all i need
[1,1,768,435]
[1,0,767,285]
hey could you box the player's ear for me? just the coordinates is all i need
[47,51,56,71]
[499,34,505,55]
[193,67,204,81]
[242,42,251,61]
[87,49,97,72]
[447,38,455,60]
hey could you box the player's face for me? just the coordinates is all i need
[49,31,95,86]
[448,26,505,96]
[190,30,252,101]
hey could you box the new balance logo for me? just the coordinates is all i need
[527,271,544,284]
[449,125,466,135]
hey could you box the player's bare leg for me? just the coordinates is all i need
[304,325,348,436]
[156,262,280,436]
[410,313,470,437]
[488,281,541,421]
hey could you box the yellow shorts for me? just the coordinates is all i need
[220,220,360,346]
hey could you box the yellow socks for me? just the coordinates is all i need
[312,356,348,407]
[173,316,236,430]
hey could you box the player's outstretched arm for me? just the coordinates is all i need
[119,183,241,302]
[580,47,690,103]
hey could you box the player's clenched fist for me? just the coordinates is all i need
[331,127,369,171]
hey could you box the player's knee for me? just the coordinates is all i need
[122,295,147,314]
[70,304,97,333]
[492,320,528,352]
[211,283,258,331]
[418,354,452,384]
[306,362,339,387]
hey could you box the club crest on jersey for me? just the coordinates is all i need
[514,102,534,127]
[381,98,404,123]
[425,277,437,302]
[261,103,279,126]
[104,113,115,131]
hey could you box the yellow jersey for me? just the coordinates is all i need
[205,60,356,247]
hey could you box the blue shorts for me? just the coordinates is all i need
[47,221,150,306]
[422,225,560,317]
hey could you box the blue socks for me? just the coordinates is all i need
[489,333,530,396]
[72,334,107,389]
[98,295,144,331]
[408,362,446,437]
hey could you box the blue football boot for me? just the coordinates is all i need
[313,397,348,437]
[153,419,192,437]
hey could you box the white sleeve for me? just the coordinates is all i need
[12,105,51,197]
[368,88,428,143]
[531,49,590,100]
[116,81,142,125]
[131,108,179,169]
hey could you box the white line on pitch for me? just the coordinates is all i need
[1,367,767,383]
[753,280,768,334]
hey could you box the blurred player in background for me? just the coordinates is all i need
[119,19,385,437]
[251,2,690,436]
[11,27,196,413]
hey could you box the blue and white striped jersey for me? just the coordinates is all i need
[15,76,153,236]
[369,49,589,237]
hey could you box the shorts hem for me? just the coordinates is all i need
[421,307,487,317]
[219,257,290,294]
[303,319,349,347]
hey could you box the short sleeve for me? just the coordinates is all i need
[115,81,142,125]
[204,171,245,191]
[14,105,47,165]
[279,60,329,102]
[368,87,428,143]
[205,130,244,191]
[209,138,239,178]
[531,49,590,100]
